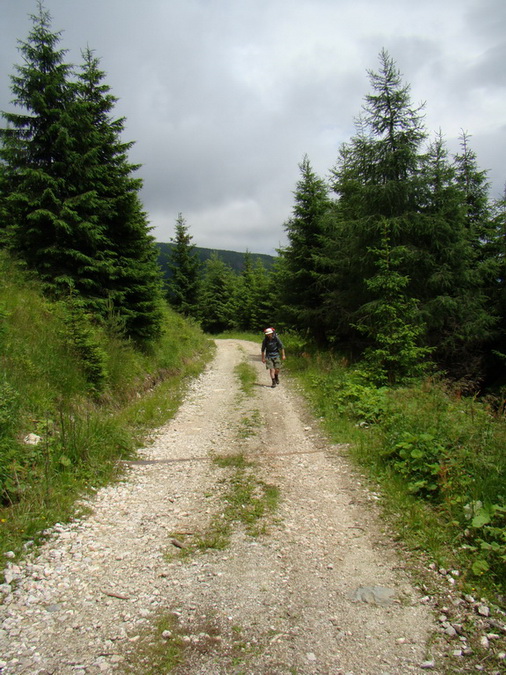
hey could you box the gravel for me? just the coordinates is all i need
[0,339,442,674]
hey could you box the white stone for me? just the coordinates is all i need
[24,433,42,445]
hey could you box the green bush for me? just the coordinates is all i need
[308,370,389,424]
[380,431,444,498]
[464,501,506,586]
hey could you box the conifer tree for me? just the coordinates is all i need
[198,253,237,333]
[73,47,164,341]
[0,3,98,291]
[320,50,426,352]
[415,132,494,370]
[167,213,201,317]
[279,155,331,342]
[0,7,164,341]
[483,188,506,381]
[454,131,492,247]
[354,221,431,384]
[234,251,256,331]
[320,51,493,378]
[234,252,272,331]
[453,132,497,301]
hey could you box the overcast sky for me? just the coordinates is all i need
[2,0,505,254]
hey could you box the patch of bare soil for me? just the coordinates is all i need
[1,339,494,674]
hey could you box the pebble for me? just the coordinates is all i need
[0,342,473,674]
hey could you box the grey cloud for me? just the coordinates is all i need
[1,0,505,253]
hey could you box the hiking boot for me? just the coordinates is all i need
[275,374,279,384]
[271,379,276,388]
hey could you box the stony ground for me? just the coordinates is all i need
[1,339,504,674]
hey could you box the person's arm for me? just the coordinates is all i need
[261,338,266,363]
[277,337,286,360]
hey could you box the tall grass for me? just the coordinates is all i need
[286,343,506,601]
[0,252,213,557]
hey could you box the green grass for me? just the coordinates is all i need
[237,410,261,438]
[288,347,506,602]
[214,330,260,342]
[0,251,214,559]
[234,358,257,395]
[167,453,280,558]
[120,613,185,674]
[119,610,264,674]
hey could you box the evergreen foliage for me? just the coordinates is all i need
[279,155,332,342]
[0,4,87,284]
[484,188,506,384]
[167,213,201,317]
[0,4,164,342]
[156,242,274,278]
[197,253,237,333]
[354,222,432,384]
[278,49,500,384]
[235,252,273,331]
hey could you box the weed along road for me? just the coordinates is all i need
[0,339,441,674]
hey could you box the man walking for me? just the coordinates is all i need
[261,328,286,388]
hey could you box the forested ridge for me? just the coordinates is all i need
[1,4,506,608]
[156,242,274,277]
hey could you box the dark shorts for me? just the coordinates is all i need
[265,356,281,369]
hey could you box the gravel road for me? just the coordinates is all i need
[0,339,442,674]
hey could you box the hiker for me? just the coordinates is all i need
[261,328,286,388]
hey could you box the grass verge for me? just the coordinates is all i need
[0,251,214,559]
[286,347,506,605]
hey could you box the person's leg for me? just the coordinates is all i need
[266,358,276,387]
[273,357,281,384]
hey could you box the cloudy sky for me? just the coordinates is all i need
[1,0,505,254]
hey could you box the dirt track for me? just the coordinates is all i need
[0,339,442,674]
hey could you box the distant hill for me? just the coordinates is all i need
[155,242,276,279]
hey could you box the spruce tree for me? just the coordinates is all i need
[321,51,426,352]
[454,131,492,248]
[235,252,272,331]
[74,47,165,341]
[482,188,506,382]
[0,3,100,292]
[235,251,256,331]
[415,132,494,372]
[279,155,331,343]
[198,253,237,333]
[0,7,164,342]
[321,51,492,378]
[354,222,431,384]
[167,213,200,317]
